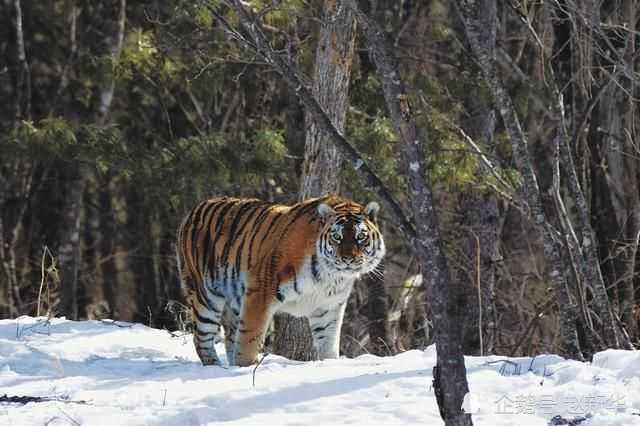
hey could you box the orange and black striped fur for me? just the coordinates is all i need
[176,195,385,366]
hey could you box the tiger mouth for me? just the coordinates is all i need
[335,260,376,273]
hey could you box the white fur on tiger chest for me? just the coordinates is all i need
[275,256,354,317]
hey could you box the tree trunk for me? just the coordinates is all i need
[548,0,633,349]
[593,0,639,342]
[12,0,31,120]
[273,0,357,361]
[346,2,473,424]
[126,188,157,326]
[99,174,118,318]
[457,0,585,360]
[56,0,126,319]
[58,167,85,319]
[367,260,389,355]
[451,0,501,355]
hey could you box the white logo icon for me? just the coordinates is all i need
[461,392,480,414]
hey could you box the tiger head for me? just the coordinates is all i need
[316,201,385,276]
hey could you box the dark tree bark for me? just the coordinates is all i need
[367,261,388,355]
[57,0,126,319]
[546,0,629,350]
[99,174,118,317]
[58,169,85,319]
[12,0,31,120]
[587,0,639,343]
[456,0,585,360]
[451,0,501,355]
[127,188,157,326]
[345,2,472,424]
[273,0,357,361]
[298,0,353,197]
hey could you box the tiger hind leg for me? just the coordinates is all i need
[190,280,226,366]
[222,305,239,362]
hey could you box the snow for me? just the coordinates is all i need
[1,317,639,425]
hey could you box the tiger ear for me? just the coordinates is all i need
[317,203,334,223]
[364,201,380,222]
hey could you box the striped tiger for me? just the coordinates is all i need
[176,195,385,366]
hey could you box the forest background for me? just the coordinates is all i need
[1,0,639,362]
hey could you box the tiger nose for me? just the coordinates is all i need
[340,245,358,258]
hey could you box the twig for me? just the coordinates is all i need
[509,297,556,357]
[469,228,483,356]
[36,246,57,318]
[56,407,81,426]
[343,333,371,356]
[252,353,269,387]
[100,319,134,328]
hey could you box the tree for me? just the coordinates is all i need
[345,3,472,423]
[456,0,635,358]
[216,1,473,423]
[449,0,501,356]
[273,0,358,361]
[58,0,126,319]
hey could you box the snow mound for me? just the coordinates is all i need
[0,317,638,425]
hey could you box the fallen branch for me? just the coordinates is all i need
[0,394,89,405]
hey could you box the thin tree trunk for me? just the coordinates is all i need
[456,0,584,359]
[367,260,388,355]
[12,0,31,120]
[99,174,118,318]
[57,0,126,319]
[273,0,357,361]
[58,169,85,319]
[451,0,500,355]
[126,188,157,326]
[345,2,473,424]
[620,0,638,341]
[548,0,633,349]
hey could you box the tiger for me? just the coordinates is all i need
[176,195,385,367]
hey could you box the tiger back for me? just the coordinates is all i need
[176,195,385,366]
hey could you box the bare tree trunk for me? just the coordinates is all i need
[367,261,388,355]
[58,170,85,319]
[12,0,31,120]
[99,174,118,318]
[0,0,32,318]
[592,0,639,342]
[346,2,473,424]
[620,0,638,341]
[456,0,584,359]
[273,0,357,361]
[547,0,633,349]
[127,188,157,326]
[57,0,126,319]
[451,0,501,355]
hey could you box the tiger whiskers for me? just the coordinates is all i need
[366,264,385,282]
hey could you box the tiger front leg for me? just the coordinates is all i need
[309,302,347,360]
[232,288,274,367]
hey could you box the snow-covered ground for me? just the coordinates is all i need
[0,317,638,426]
